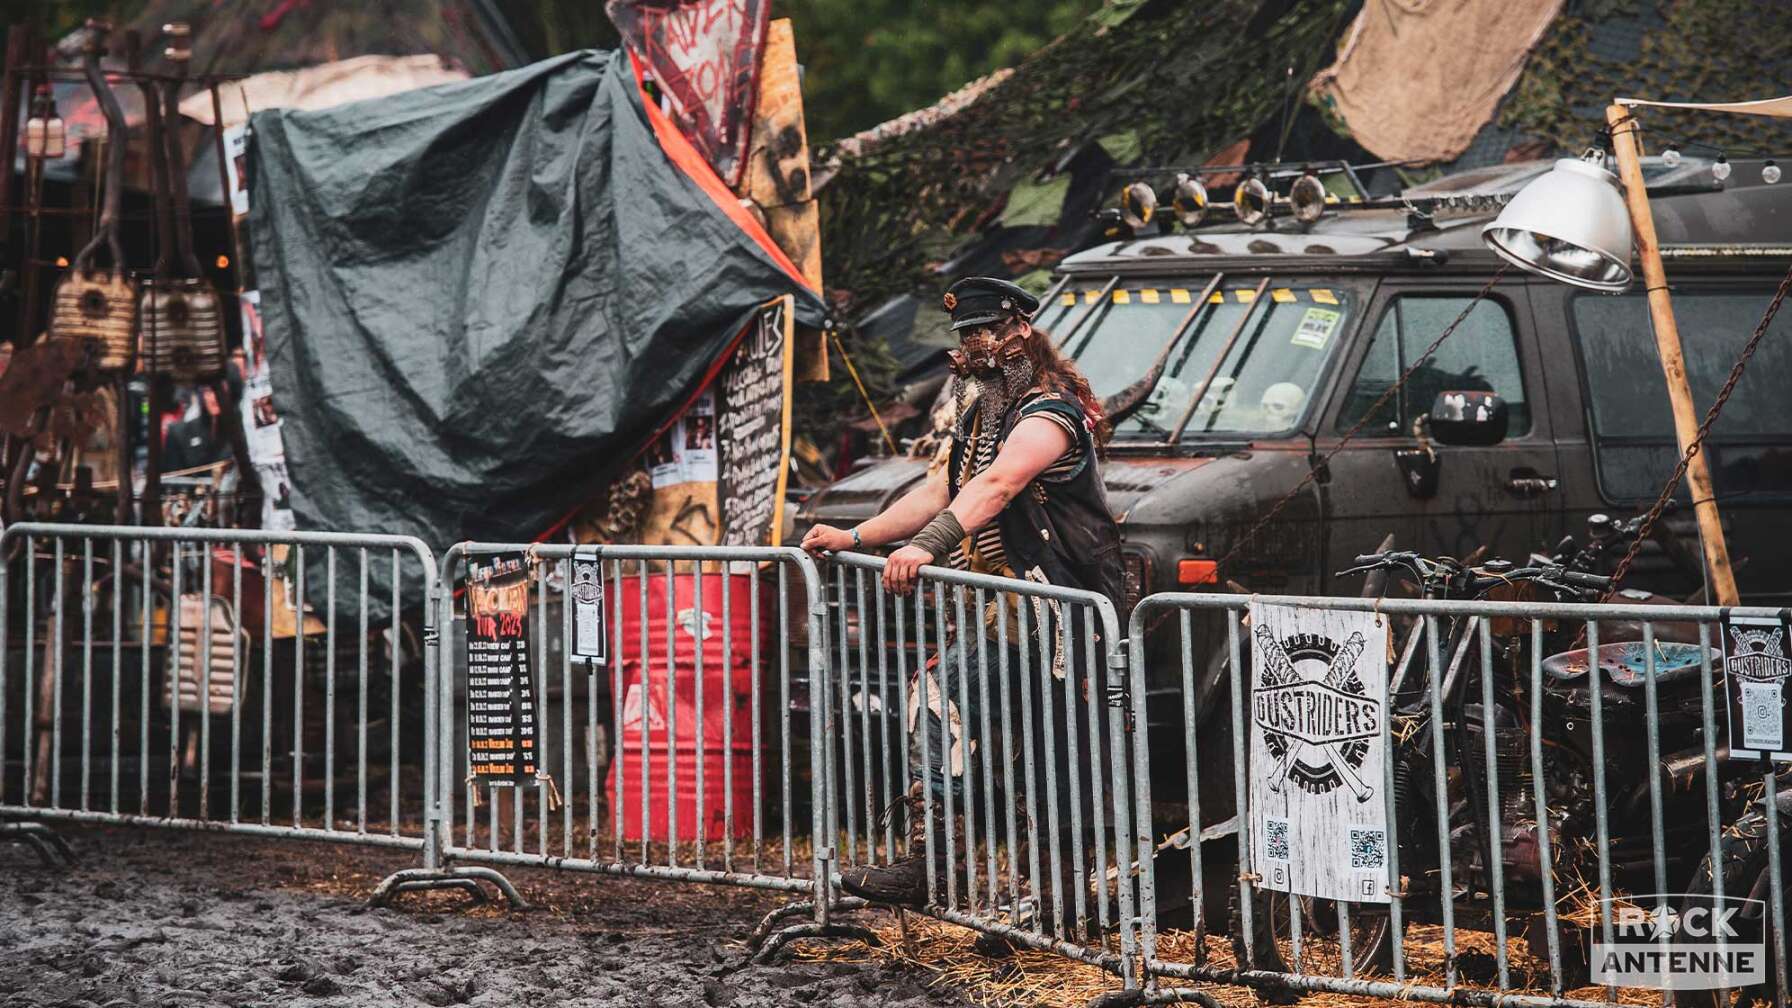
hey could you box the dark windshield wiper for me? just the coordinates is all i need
[1099,275,1223,427]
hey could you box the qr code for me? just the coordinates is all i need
[1349,828,1386,869]
[1264,817,1290,862]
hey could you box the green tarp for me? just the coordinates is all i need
[249,49,823,565]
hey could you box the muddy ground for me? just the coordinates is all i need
[0,824,969,1008]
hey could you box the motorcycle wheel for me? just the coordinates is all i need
[1230,884,1396,992]
[1675,807,1789,1008]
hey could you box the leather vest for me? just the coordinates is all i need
[947,392,1126,616]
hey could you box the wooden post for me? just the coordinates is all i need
[1604,102,1740,606]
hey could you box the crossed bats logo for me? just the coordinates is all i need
[1728,626,1792,682]
[1254,628,1379,802]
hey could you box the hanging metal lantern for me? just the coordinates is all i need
[23,84,65,160]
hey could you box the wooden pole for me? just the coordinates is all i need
[1604,102,1739,606]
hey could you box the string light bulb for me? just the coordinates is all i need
[1764,160,1782,185]
[1661,146,1682,168]
[1712,155,1732,182]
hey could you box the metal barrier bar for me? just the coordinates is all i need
[819,551,1139,987]
[1128,589,1788,1008]
[410,540,866,947]
[0,523,439,892]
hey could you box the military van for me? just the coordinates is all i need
[797,153,1790,756]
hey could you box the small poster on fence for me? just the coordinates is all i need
[1248,601,1391,904]
[570,556,607,663]
[1722,613,1792,763]
[465,553,537,785]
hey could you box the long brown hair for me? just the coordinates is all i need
[1009,320,1113,448]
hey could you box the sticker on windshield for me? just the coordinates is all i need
[1292,307,1341,350]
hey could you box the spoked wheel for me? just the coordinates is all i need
[1674,807,1791,1008]
[1231,885,1397,988]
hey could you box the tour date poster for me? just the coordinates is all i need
[1248,602,1391,903]
[465,553,537,785]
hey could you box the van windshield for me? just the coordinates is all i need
[1035,281,1353,439]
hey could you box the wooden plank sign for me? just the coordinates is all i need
[718,295,795,546]
[1248,601,1390,903]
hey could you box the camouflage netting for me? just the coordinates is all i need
[808,0,1791,438]
[1498,0,1792,160]
[804,0,1354,436]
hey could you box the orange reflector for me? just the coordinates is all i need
[1177,558,1219,585]
[216,255,230,269]
[54,256,68,267]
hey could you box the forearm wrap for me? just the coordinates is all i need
[908,509,966,565]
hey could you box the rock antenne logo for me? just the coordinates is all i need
[1254,627,1379,802]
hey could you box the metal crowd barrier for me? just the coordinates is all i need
[8,521,1789,1008]
[382,542,875,954]
[815,551,1144,987]
[1126,591,1792,1008]
[0,522,441,895]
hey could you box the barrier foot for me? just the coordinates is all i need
[1,821,75,868]
[747,896,869,952]
[1088,989,1225,1008]
[751,921,882,964]
[367,866,529,910]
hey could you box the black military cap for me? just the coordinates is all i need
[943,276,1039,331]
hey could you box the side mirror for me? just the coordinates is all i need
[1427,390,1508,446]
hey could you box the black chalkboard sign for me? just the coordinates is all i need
[465,553,537,785]
[718,295,795,546]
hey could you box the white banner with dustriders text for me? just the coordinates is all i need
[1248,602,1391,903]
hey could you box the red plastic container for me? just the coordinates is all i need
[609,571,769,842]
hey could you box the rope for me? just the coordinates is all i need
[1212,267,1508,579]
[830,329,898,456]
[1600,261,1792,600]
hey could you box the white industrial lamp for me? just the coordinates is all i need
[1480,151,1633,292]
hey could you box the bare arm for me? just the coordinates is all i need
[800,465,948,554]
[874,415,1072,593]
[946,416,1072,531]
[855,467,950,546]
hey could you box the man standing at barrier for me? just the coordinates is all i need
[802,276,1124,914]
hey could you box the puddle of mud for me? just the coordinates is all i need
[0,825,972,1008]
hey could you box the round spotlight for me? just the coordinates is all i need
[1764,160,1782,185]
[1233,175,1271,226]
[1120,181,1157,231]
[1480,154,1633,292]
[1289,171,1327,224]
[1661,146,1682,168]
[1170,172,1208,228]
[1712,155,1732,182]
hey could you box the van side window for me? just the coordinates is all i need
[1337,296,1530,435]
[1573,292,1792,499]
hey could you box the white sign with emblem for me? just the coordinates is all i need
[569,557,606,663]
[1723,615,1792,763]
[1248,601,1391,903]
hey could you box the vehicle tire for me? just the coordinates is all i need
[1674,807,1789,1008]
[1229,884,1302,1004]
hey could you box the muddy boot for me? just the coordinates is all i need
[839,783,960,907]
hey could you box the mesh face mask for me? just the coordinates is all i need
[950,327,1037,430]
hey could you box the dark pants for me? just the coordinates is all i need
[903,608,1118,935]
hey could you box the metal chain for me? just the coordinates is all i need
[1212,266,1510,579]
[1601,261,1792,600]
